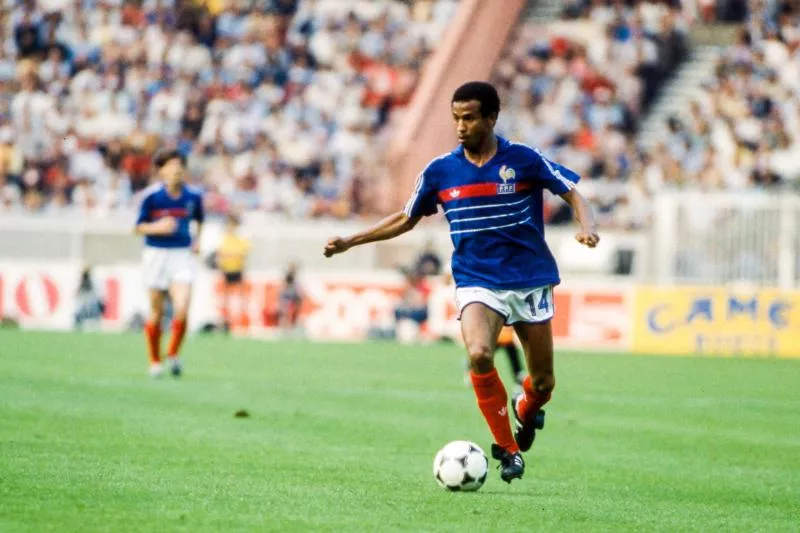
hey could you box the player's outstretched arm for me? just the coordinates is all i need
[135,217,178,236]
[559,189,600,248]
[324,211,422,257]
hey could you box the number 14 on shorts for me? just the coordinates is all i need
[525,287,552,320]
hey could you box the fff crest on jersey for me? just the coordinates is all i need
[497,165,516,194]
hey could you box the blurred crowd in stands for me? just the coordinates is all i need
[0,0,456,217]
[497,0,798,231]
[495,0,690,230]
[653,1,800,189]
[1,0,797,231]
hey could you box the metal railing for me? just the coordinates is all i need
[652,192,799,288]
[3,193,795,288]
[0,210,649,280]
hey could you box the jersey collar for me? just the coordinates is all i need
[454,135,508,167]
[455,135,509,157]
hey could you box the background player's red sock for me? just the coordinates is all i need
[144,321,161,364]
[517,375,552,422]
[470,369,519,454]
[166,319,187,359]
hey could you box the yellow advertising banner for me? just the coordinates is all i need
[632,287,800,357]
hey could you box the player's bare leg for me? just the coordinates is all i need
[166,283,191,377]
[462,328,524,387]
[462,303,525,483]
[146,290,166,377]
[511,320,555,451]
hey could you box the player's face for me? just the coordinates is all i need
[452,100,496,151]
[160,158,185,189]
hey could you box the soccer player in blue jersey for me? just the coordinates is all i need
[135,150,204,378]
[324,81,599,483]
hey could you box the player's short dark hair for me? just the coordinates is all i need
[452,82,500,118]
[153,149,186,169]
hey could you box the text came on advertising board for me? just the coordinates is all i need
[632,287,800,357]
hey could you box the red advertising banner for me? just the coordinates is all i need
[0,262,630,350]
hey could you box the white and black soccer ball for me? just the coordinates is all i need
[432,440,489,492]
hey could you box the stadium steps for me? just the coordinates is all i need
[637,46,721,148]
[524,0,562,21]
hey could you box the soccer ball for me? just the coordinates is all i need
[433,440,489,491]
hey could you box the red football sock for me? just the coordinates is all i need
[144,321,161,364]
[470,369,519,454]
[167,318,187,359]
[517,375,552,422]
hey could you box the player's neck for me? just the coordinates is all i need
[463,135,497,168]
[165,183,183,197]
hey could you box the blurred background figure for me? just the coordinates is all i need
[496,327,526,386]
[277,262,304,334]
[394,265,432,344]
[215,213,251,333]
[414,238,443,277]
[74,265,105,331]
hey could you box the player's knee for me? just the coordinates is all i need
[150,308,164,322]
[531,373,555,395]
[466,343,494,373]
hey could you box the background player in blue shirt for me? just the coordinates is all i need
[135,150,204,378]
[324,82,599,483]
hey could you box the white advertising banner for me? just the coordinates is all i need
[0,261,81,330]
[0,261,632,350]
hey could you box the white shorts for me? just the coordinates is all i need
[142,246,197,290]
[455,285,555,325]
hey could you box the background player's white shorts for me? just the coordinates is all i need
[142,246,197,290]
[455,285,555,325]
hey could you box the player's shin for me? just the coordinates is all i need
[167,283,191,358]
[517,374,553,422]
[144,321,162,363]
[470,368,519,454]
[167,318,187,358]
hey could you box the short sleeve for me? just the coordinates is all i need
[135,193,152,225]
[403,166,439,218]
[528,148,580,195]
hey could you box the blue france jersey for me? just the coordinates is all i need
[403,136,580,289]
[136,183,204,248]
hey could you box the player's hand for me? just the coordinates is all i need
[155,216,178,235]
[575,228,600,248]
[191,241,200,255]
[324,237,351,257]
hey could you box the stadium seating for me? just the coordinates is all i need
[495,0,798,230]
[0,0,457,217]
[644,18,800,192]
[493,0,691,230]
[1,0,797,229]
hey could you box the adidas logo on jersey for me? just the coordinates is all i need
[449,189,461,198]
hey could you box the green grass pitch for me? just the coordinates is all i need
[1,330,799,532]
